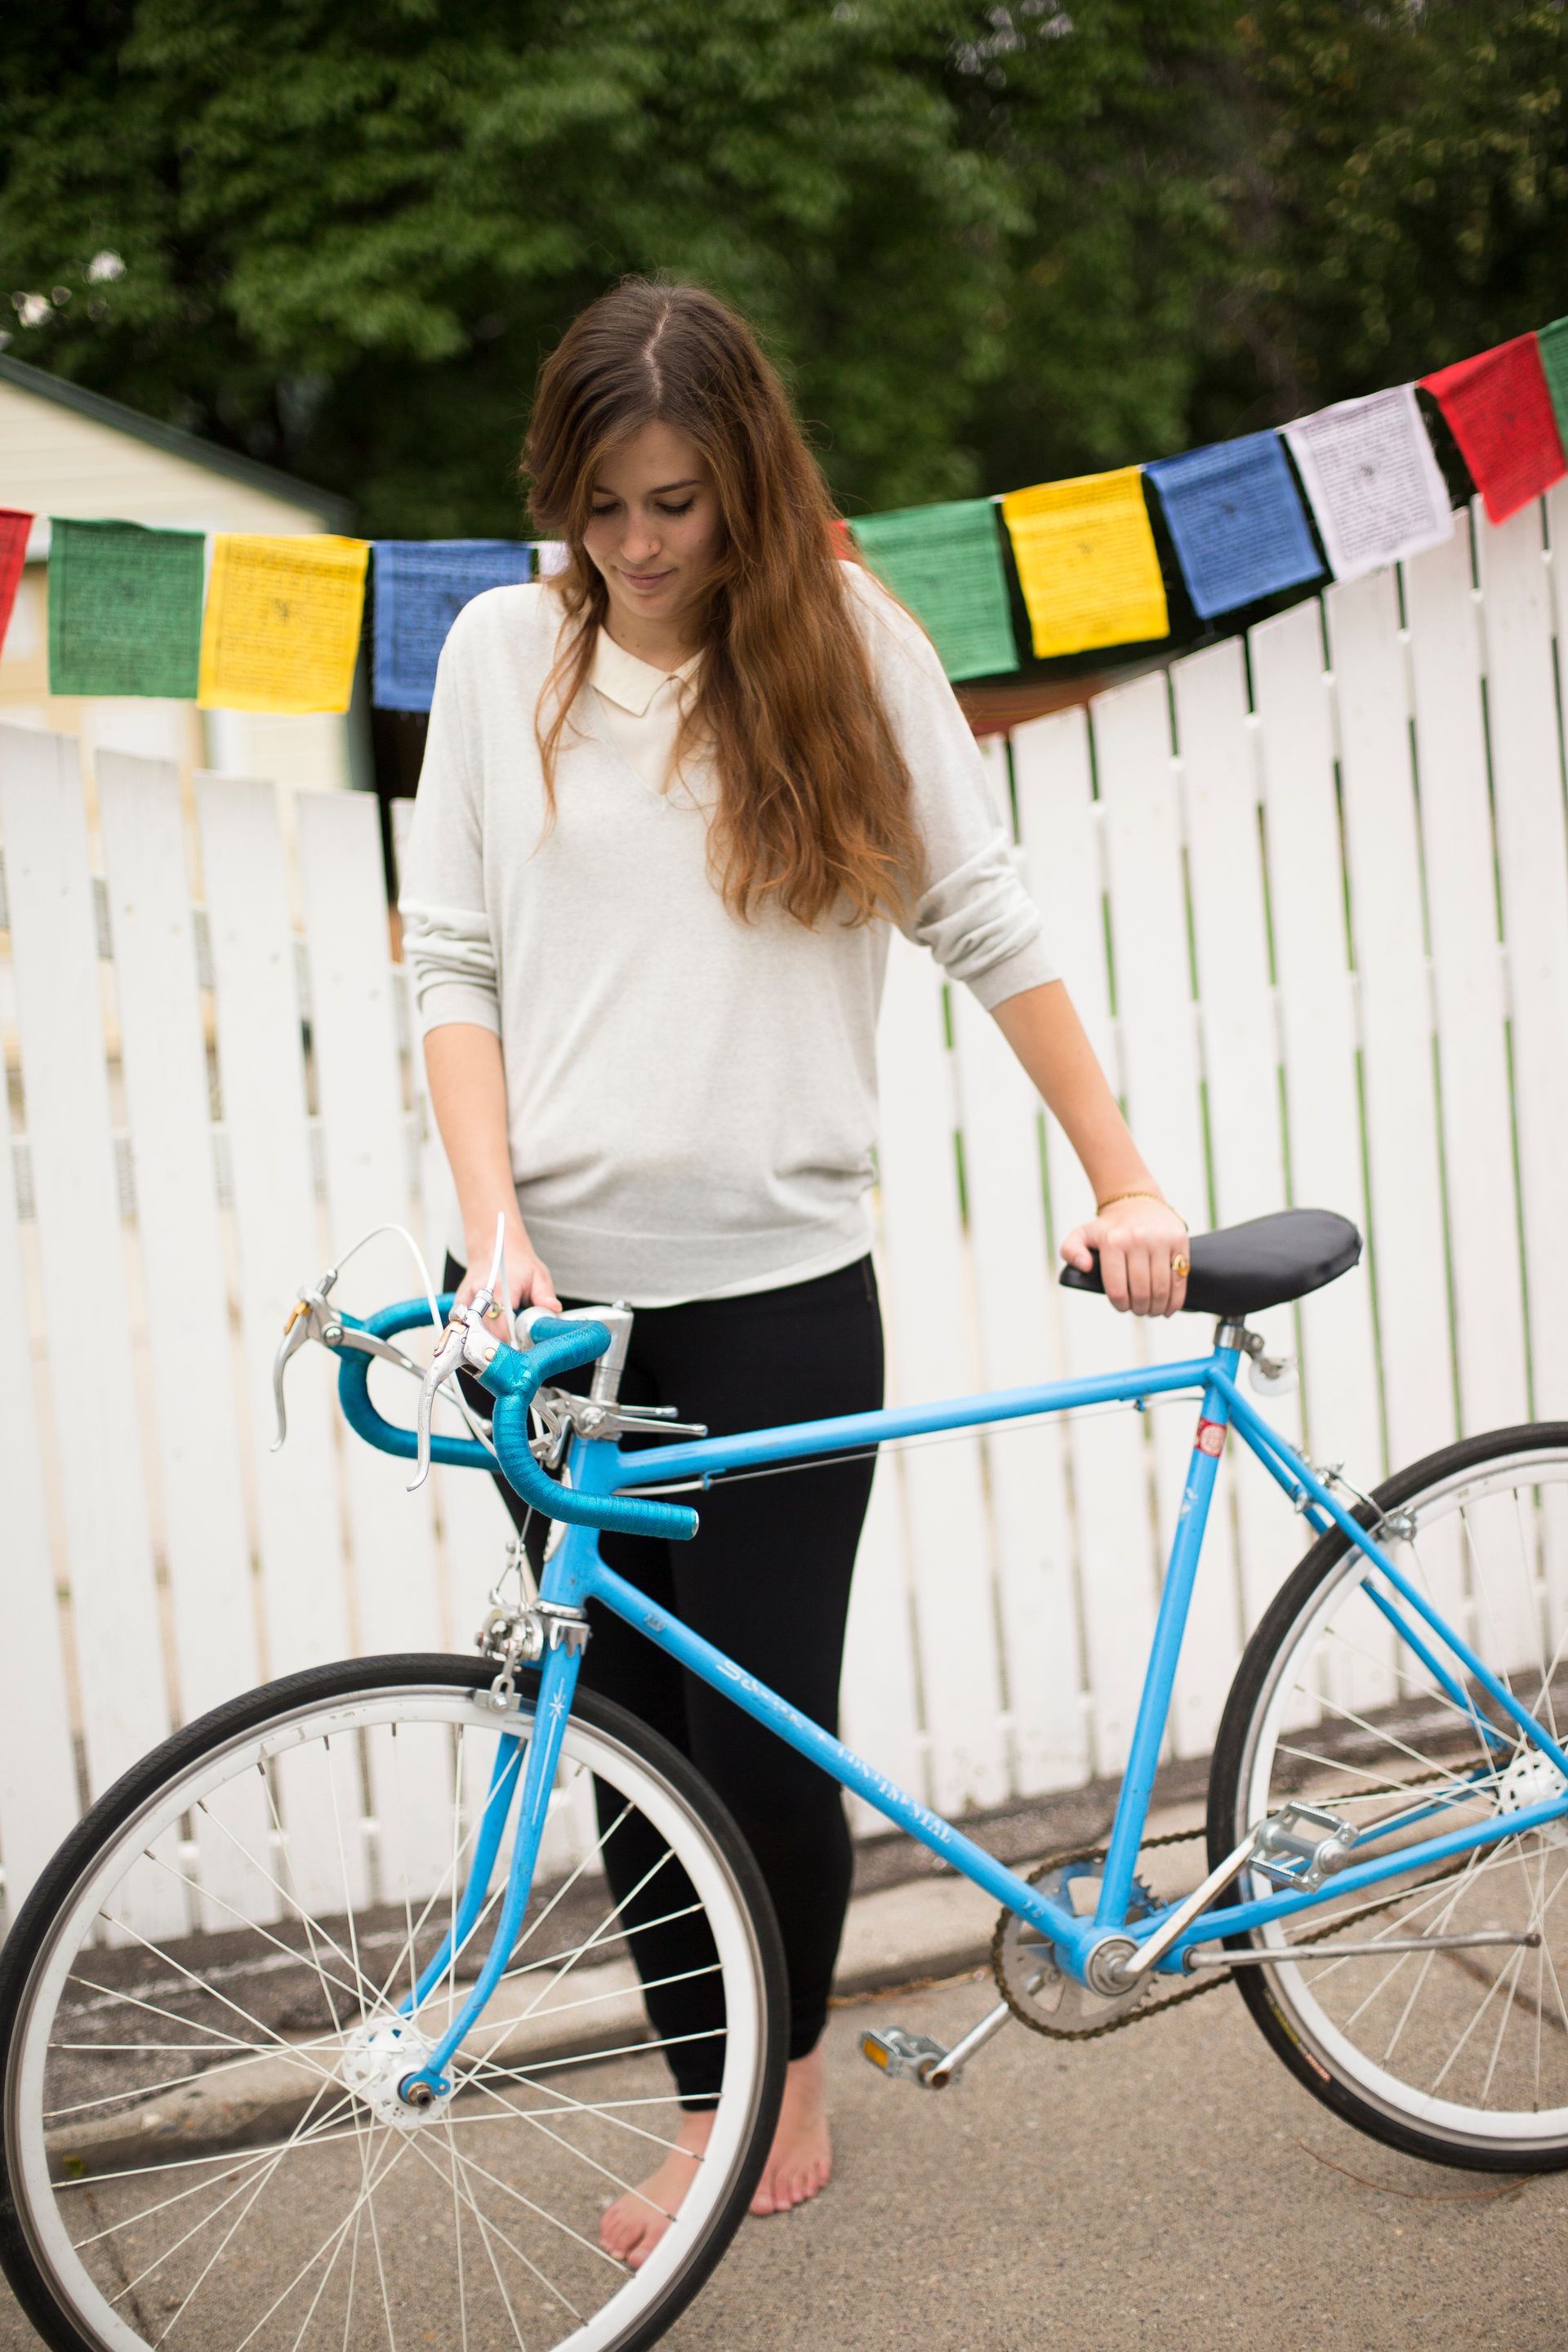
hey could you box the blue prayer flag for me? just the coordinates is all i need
[1146,434,1322,620]
[372,540,532,710]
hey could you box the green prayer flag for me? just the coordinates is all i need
[849,499,1018,683]
[1537,317,1568,459]
[48,518,205,698]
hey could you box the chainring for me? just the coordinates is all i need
[991,1848,1162,2039]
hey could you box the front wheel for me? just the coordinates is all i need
[1,1654,787,2352]
[1209,1423,1568,2171]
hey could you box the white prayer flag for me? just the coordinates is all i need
[1282,385,1453,581]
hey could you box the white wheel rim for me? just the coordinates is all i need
[1238,1447,1568,2149]
[7,1682,770,2351]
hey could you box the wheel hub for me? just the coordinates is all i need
[341,2022,453,2131]
[1495,1745,1568,1848]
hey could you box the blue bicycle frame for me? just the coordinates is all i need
[336,1298,1568,2102]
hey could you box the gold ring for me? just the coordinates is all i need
[1171,1254,1191,1280]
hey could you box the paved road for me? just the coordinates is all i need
[5,1967,1563,2352]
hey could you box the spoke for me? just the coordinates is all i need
[69,2101,360,2252]
[466,2054,690,2162]
[225,2134,412,2352]
[149,1814,373,2023]
[1300,1686,1488,1788]
[410,2103,630,2278]
[44,2038,330,2122]
[443,2116,470,2352]
[1455,1503,1519,1704]
[465,1961,721,2046]
[1321,1619,1500,1757]
[471,2025,725,2086]
[468,2074,684,2214]
[1479,1946,1530,2108]
[138,2074,346,2341]
[497,1902,706,1991]
[96,1916,344,2093]
[389,1719,422,2014]
[1275,1736,1495,1807]
[401,2118,589,2327]
[52,2106,367,2195]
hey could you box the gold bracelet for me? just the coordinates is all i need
[1095,1187,1187,1228]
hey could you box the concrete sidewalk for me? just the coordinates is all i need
[4,1948,1561,2352]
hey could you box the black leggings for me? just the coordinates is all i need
[447,1251,884,2100]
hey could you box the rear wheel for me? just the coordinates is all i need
[1209,1424,1568,2171]
[1,1654,787,2351]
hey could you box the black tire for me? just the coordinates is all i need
[1,1653,789,2352]
[1208,1423,1568,2173]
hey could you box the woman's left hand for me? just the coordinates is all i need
[1060,1197,1190,1316]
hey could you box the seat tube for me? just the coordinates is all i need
[1096,1353,1240,1924]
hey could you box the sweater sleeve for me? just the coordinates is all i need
[845,564,1058,1010]
[395,612,503,1038]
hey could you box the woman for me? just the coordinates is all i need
[398,277,1188,2265]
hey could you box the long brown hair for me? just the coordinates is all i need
[522,278,924,926]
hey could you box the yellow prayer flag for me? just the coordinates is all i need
[198,534,370,713]
[1000,468,1168,658]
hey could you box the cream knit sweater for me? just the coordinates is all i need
[398,564,1055,1305]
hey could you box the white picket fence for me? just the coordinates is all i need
[3,492,1567,1939]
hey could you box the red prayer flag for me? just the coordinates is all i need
[0,509,31,656]
[1421,335,1567,525]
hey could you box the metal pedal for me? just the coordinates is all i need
[860,2027,947,2083]
[860,2000,1015,2089]
[1250,1801,1357,1891]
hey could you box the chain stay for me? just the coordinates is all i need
[990,1796,1466,2043]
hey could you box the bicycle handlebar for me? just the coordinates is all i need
[333,1294,698,1542]
[478,1320,699,1543]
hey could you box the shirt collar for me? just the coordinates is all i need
[590,626,702,716]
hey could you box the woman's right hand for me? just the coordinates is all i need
[457,1215,563,1325]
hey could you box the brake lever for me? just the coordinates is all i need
[409,1302,506,1492]
[270,1269,339,1449]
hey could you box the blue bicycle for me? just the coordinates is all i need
[6,1206,1568,2352]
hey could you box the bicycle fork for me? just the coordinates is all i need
[393,1637,586,2109]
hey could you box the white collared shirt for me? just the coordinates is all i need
[588,628,703,799]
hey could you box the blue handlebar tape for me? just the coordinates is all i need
[336,1297,494,1471]
[479,1321,698,1541]
[333,1294,697,1539]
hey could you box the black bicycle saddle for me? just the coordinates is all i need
[1058,1206,1362,1318]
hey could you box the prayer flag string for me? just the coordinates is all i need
[10,314,1568,706]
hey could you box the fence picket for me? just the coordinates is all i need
[951,981,1087,1793]
[1248,604,1383,1486]
[0,725,181,1941]
[1011,706,1153,1775]
[98,751,273,1931]
[1474,502,1568,1431]
[1171,639,1303,1633]
[0,1034,77,1922]
[1402,519,1530,1441]
[197,772,364,1917]
[875,933,1008,1811]
[1324,570,1454,1473]
[1091,673,1241,1757]
[296,788,454,1901]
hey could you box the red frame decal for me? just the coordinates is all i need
[1196,1417,1227,1458]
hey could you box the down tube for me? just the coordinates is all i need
[1095,1359,1239,1925]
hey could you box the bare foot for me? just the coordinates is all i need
[599,2107,714,2268]
[750,2044,831,2216]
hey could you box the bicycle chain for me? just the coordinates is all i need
[990,1804,1468,2044]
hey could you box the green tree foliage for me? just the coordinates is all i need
[2,2,1565,532]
